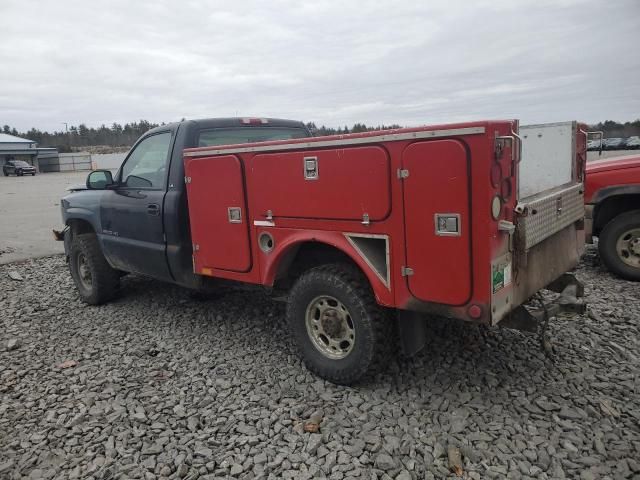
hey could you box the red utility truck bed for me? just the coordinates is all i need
[183,120,587,328]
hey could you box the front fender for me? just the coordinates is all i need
[61,190,104,234]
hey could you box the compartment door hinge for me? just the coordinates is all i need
[397,168,410,179]
[401,266,414,276]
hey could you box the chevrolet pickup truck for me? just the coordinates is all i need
[57,118,588,384]
[585,154,640,280]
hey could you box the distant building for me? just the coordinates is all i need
[0,133,58,172]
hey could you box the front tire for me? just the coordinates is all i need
[287,264,391,385]
[598,210,640,281]
[69,233,120,304]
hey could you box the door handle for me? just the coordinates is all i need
[147,203,160,216]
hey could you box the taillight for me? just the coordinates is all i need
[241,118,269,125]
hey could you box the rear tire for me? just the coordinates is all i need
[598,210,640,281]
[287,264,392,385]
[69,233,120,304]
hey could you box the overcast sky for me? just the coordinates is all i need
[1,0,639,132]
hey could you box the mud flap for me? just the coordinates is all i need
[397,310,428,357]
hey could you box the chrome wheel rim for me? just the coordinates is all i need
[616,227,640,269]
[77,253,92,289]
[305,295,355,360]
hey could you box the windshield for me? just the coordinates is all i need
[198,127,308,147]
[12,161,30,167]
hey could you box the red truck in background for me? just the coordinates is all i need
[585,154,640,280]
[182,120,587,383]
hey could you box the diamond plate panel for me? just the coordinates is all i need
[517,183,584,250]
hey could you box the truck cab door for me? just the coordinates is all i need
[99,131,173,280]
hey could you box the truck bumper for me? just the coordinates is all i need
[499,273,586,333]
[52,227,71,258]
[500,272,586,355]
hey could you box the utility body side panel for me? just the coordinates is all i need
[251,146,391,221]
[183,120,584,326]
[183,121,506,323]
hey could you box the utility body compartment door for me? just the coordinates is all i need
[402,140,471,305]
[250,146,390,221]
[185,155,251,272]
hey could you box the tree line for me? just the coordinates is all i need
[2,119,639,152]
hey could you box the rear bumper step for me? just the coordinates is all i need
[500,273,586,334]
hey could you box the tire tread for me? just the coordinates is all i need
[287,263,392,384]
[598,209,640,281]
[70,233,120,304]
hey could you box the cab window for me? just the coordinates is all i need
[120,132,171,188]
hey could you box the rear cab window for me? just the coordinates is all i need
[197,127,308,147]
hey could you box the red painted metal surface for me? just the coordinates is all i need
[402,140,471,305]
[185,155,251,272]
[182,119,584,325]
[585,154,640,203]
[251,146,391,221]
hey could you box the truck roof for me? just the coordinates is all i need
[146,117,309,136]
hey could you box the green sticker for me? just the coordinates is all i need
[492,268,505,293]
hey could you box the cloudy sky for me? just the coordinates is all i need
[1,0,639,132]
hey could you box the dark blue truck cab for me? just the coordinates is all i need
[57,118,310,303]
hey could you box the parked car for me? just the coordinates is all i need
[585,154,640,281]
[624,136,640,150]
[587,139,601,151]
[602,137,625,150]
[2,160,36,176]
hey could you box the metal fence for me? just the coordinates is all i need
[39,153,92,172]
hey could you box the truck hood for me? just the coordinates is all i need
[586,155,640,174]
[67,183,88,192]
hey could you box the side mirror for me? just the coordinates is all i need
[87,170,114,190]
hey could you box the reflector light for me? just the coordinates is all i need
[468,304,482,319]
[491,195,502,220]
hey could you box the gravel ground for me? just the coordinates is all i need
[1,248,638,480]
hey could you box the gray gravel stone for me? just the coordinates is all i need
[307,434,323,455]
[0,250,637,480]
[375,453,395,470]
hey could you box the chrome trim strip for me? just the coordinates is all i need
[253,220,275,227]
[184,126,486,157]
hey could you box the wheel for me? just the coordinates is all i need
[17,169,23,176]
[598,210,640,281]
[69,233,120,304]
[287,264,392,385]
[31,172,36,176]
[2,170,7,177]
